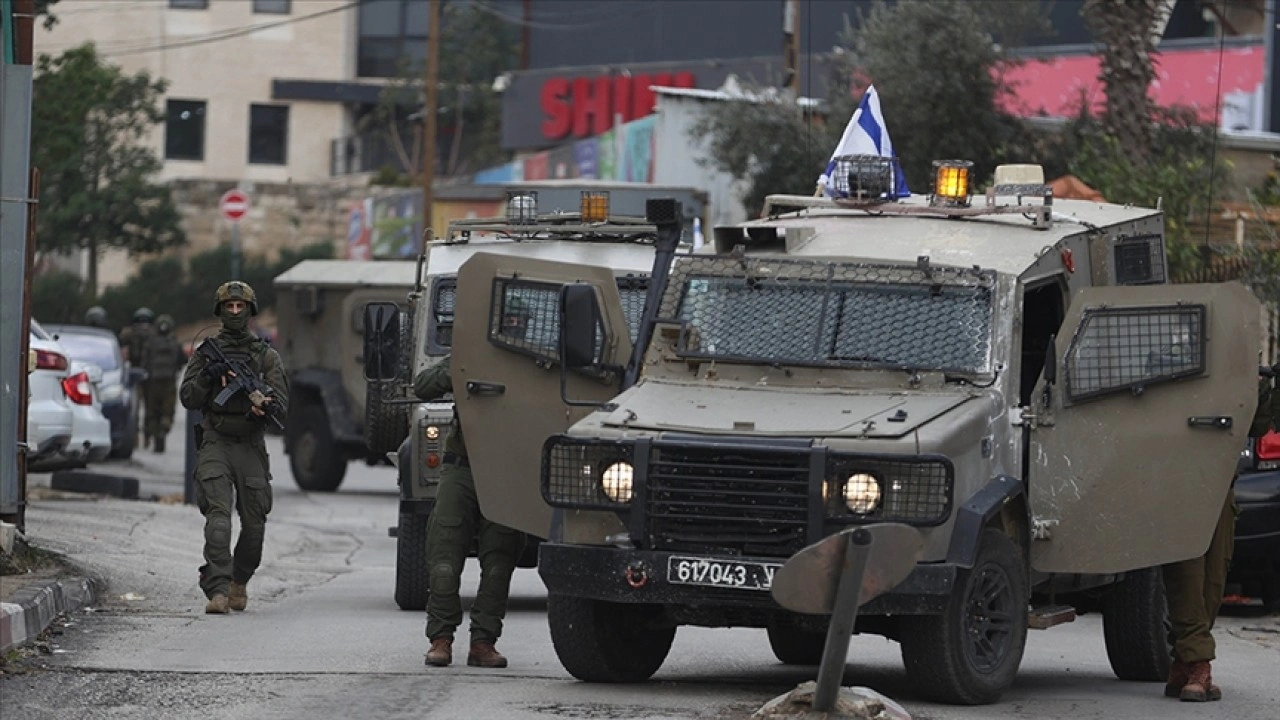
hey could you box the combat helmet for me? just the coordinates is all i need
[156,314,175,334]
[132,307,155,324]
[84,306,108,328]
[213,281,259,316]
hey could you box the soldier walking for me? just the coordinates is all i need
[1161,366,1278,701]
[141,314,186,453]
[416,353,524,669]
[120,307,156,447]
[180,282,288,614]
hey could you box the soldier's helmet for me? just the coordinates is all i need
[156,314,175,334]
[213,281,260,316]
[132,307,155,324]
[498,295,532,339]
[84,306,108,328]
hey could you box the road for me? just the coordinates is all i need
[4,426,1279,720]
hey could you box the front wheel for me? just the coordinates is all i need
[1101,566,1171,681]
[288,403,347,492]
[767,619,827,665]
[899,529,1028,705]
[547,594,675,683]
[394,511,430,611]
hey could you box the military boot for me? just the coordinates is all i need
[1164,659,1189,698]
[425,636,453,667]
[467,641,508,668]
[1180,660,1222,702]
[205,593,229,614]
[228,581,248,611]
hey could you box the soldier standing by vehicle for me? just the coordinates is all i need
[417,350,525,668]
[121,307,156,446]
[141,314,186,453]
[180,282,288,614]
[1162,366,1278,701]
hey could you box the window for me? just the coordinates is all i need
[248,104,289,165]
[252,0,290,14]
[165,99,206,161]
[357,0,429,77]
[1066,305,1206,402]
[488,279,563,362]
[169,0,208,9]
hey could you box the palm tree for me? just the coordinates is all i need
[1082,0,1169,163]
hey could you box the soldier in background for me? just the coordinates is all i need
[141,314,186,453]
[120,307,156,447]
[84,306,109,328]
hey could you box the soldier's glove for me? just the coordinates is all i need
[202,361,231,382]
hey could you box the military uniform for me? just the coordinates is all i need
[1162,373,1278,701]
[141,314,186,453]
[417,355,524,668]
[179,282,288,614]
[121,308,156,447]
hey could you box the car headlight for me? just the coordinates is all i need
[425,425,440,440]
[844,473,881,514]
[601,461,634,503]
[99,384,124,402]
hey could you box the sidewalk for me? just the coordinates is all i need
[0,575,97,654]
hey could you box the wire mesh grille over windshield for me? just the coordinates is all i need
[662,257,996,374]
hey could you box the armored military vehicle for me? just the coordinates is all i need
[426,162,1261,704]
[273,259,417,491]
[363,191,680,610]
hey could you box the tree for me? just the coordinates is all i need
[1082,0,1166,163]
[32,44,185,297]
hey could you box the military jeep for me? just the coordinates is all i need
[363,198,691,610]
[444,166,1261,705]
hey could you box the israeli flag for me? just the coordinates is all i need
[818,85,910,199]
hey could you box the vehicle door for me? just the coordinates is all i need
[453,253,633,538]
[1027,282,1261,574]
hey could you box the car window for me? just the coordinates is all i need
[29,319,52,341]
[50,331,121,371]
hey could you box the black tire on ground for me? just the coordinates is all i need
[899,529,1028,705]
[364,314,412,456]
[767,620,828,665]
[288,403,347,492]
[1101,566,1172,682]
[394,511,430,611]
[547,594,676,683]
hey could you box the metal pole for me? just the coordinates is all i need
[783,0,799,97]
[812,528,872,712]
[421,0,440,238]
[1266,0,1277,131]
[230,223,241,280]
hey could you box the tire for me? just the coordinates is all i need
[288,403,347,492]
[364,314,412,456]
[394,511,430,611]
[547,594,675,683]
[767,620,827,665]
[899,529,1028,705]
[1101,566,1171,682]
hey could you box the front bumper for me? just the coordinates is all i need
[538,543,956,616]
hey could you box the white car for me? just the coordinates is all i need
[25,327,74,467]
[30,320,112,469]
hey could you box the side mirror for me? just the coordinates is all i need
[362,301,403,381]
[560,284,601,370]
[1043,333,1057,385]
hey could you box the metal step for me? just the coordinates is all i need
[1028,604,1077,629]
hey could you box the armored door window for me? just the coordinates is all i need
[428,279,457,352]
[1065,305,1206,402]
[488,279,564,362]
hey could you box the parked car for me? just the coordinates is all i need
[25,327,73,468]
[30,320,112,469]
[1230,428,1280,611]
[45,324,143,458]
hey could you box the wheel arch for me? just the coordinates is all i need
[945,476,1028,570]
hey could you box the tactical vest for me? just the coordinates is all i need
[203,338,270,438]
[145,335,184,380]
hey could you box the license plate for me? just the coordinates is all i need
[666,556,783,591]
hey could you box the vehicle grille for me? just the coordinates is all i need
[645,444,811,558]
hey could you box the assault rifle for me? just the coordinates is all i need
[196,339,284,429]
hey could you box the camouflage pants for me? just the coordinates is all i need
[143,379,177,438]
[1162,488,1237,664]
[425,463,524,644]
[194,431,273,598]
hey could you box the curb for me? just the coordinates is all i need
[0,578,97,654]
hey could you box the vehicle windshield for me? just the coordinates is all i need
[47,331,120,371]
[670,258,995,375]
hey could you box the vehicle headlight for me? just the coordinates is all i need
[844,473,881,514]
[601,461,634,503]
[99,384,124,402]
[425,425,440,440]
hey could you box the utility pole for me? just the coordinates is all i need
[783,0,800,97]
[421,0,441,239]
[521,0,531,70]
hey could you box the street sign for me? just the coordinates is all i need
[219,189,250,223]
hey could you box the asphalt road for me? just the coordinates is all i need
[5,426,1279,720]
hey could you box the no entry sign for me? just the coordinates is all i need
[219,189,250,222]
